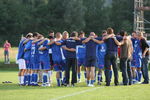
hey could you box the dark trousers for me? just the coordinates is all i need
[141,56,149,83]
[105,53,118,85]
[65,58,77,84]
[120,58,132,85]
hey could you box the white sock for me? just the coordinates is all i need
[48,71,53,83]
[48,71,53,77]
[18,76,21,84]
[48,71,51,78]
[38,71,43,82]
[20,76,24,84]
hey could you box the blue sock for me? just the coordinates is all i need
[24,74,28,85]
[60,71,62,79]
[57,78,61,86]
[84,71,86,79]
[87,80,90,85]
[110,70,112,81]
[91,80,95,85]
[43,73,48,83]
[28,74,32,85]
[31,73,35,84]
[97,74,101,82]
[135,70,138,81]
[138,71,142,82]
[78,73,81,80]
[63,77,66,84]
[34,73,38,84]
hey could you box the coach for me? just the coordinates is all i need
[119,31,133,85]
[138,32,149,84]
[104,28,122,86]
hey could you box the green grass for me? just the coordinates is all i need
[0,48,150,100]
[0,70,150,100]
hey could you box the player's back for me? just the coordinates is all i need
[84,37,103,58]
[76,44,86,59]
[31,41,40,62]
[51,41,63,62]
[39,40,49,59]
[17,39,25,60]
[96,43,107,59]
[24,40,32,60]
[131,38,142,57]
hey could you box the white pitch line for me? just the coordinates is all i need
[50,87,103,100]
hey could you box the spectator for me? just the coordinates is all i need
[3,40,11,64]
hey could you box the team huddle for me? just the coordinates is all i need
[17,27,149,87]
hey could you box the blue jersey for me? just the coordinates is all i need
[39,40,50,59]
[51,40,63,62]
[61,38,80,58]
[30,41,40,62]
[131,38,142,58]
[76,44,86,59]
[96,43,107,59]
[24,40,32,60]
[17,39,26,60]
[83,37,102,59]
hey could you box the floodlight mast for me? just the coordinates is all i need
[134,0,150,32]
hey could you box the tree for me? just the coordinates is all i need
[144,0,150,33]
[63,0,86,32]
[83,0,109,35]
[110,0,134,33]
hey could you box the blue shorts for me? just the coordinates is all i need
[85,57,97,67]
[131,57,142,68]
[30,58,40,70]
[53,60,66,71]
[97,58,104,69]
[40,59,50,70]
[25,59,31,69]
[52,55,62,65]
[54,64,62,71]
[77,58,85,67]
[31,62,40,70]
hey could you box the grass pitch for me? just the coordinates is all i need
[0,70,150,100]
[0,48,150,100]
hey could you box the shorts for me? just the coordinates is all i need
[97,58,104,69]
[25,59,31,69]
[54,64,62,71]
[40,59,50,70]
[31,62,40,70]
[4,50,9,56]
[53,60,66,71]
[17,59,26,69]
[30,58,40,70]
[77,58,85,67]
[85,57,97,67]
[131,57,142,68]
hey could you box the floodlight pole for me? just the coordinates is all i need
[134,0,144,32]
[134,0,150,32]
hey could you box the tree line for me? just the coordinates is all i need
[0,0,150,46]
